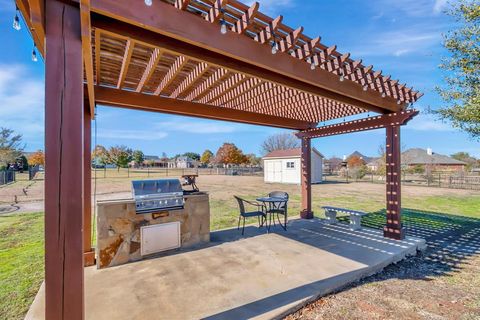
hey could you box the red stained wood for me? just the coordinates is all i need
[300,137,313,219]
[296,109,419,139]
[45,1,84,319]
[84,101,93,263]
[94,86,316,130]
[383,125,405,240]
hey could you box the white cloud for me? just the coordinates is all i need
[155,121,238,134]
[98,129,168,141]
[245,0,294,14]
[433,0,448,14]
[405,114,455,132]
[0,64,45,150]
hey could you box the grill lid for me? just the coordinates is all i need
[132,179,183,198]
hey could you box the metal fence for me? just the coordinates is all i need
[29,165,40,180]
[0,170,15,185]
[91,166,263,179]
[324,172,480,190]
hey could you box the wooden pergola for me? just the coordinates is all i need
[17,0,422,319]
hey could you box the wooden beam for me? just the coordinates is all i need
[16,0,45,56]
[94,28,101,84]
[117,39,134,89]
[255,15,282,43]
[80,0,95,118]
[233,2,259,34]
[83,99,94,267]
[296,109,419,139]
[154,55,188,95]
[89,1,399,113]
[300,137,313,219]
[174,0,191,10]
[205,0,228,23]
[136,47,163,93]
[383,125,405,240]
[45,1,84,319]
[95,86,317,130]
[279,26,303,53]
[29,0,46,55]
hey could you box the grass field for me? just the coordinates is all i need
[1,175,479,319]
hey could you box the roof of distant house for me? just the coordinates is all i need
[263,148,324,159]
[402,148,466,165]
[348,151,375,164]
[144,155,160,160]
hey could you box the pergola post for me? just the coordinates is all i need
[45,1,84,319]
[383,125,405,240]
[300,137,313,219]
[84,100,95,266]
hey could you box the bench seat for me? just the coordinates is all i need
[322,206,367,230]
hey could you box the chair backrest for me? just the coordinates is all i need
[268,191,289,200]
[234,196,245,214]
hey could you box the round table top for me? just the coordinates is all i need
[256,197,288,203]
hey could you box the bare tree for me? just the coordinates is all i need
[261,133,300,155]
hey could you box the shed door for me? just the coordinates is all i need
[266,161,282,182]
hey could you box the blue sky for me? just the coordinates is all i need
[0,0,478,158]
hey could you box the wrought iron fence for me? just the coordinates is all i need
[324,172,480,190]
[29,165,40,180]
[0,170,15,185]
[91,166,263,179]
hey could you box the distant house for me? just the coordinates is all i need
[402,148,466,171]
[168,156,197,169]
[262,148,324,184]
[366,158,384,172]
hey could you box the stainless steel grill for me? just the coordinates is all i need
[131,179,184,214]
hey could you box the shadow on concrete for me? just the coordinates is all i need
[201,208,480,319]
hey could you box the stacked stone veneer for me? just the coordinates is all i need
[96,193,210,269]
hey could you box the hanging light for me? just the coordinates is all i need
[381,92,387,98]
[144,0,152,6]
[31,45,38,62]
[310,62,316,70]
[13,7,21,31]
[220,19,227,35]
[363,85,368,91]
[397,100,402,105]
[339,70,345,82]
[271,41,278,55]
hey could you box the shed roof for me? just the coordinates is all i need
[263,147,323,159]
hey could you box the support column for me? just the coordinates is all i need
[45,1,84,319]
[300,137,313,219]
[84,101,95,266]
[383,125,405,240]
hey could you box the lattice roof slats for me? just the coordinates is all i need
[116,39,134,89]
[136,47,164,93]
[232,2,259,34]
[154,56,188,95]
[185,68,229,101]
[170,62,209,98]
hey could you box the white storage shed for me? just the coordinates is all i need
[263,148,324,184]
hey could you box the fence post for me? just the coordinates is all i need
[127,167,130,178]
[104,167,106,178]
[439,173,441,187]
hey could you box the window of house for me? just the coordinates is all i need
[286,161,295,169]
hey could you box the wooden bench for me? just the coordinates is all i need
[321,206,368,230]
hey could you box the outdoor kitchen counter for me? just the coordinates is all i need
[96,192,210,269]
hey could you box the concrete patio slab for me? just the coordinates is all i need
[26,218,425,320]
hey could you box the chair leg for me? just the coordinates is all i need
[257,215,260,227]
[242,217,246,235]
[237,215,241,230]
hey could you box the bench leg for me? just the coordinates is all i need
[350,215,362,230]
[325,210,338,224]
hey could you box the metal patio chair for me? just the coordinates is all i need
[267,191,289,230]
[234,196,267,235]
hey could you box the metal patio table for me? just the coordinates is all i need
[256,196,288,231]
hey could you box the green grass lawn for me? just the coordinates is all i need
[0,212,44,320]
[1,192,479,319]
